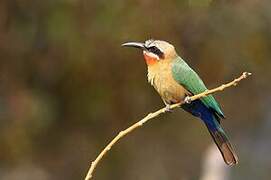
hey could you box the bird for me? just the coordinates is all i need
[122,39,238,166]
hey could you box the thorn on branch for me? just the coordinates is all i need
[219,84,226,90]
[119,131,125,136]
[147,113,152,117]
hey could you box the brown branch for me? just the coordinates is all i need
[84,72,252,180]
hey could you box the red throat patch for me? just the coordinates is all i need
[143,52,158,66]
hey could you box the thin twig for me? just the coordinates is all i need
[84,72,252,180]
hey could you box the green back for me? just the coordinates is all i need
[172,57,224,118]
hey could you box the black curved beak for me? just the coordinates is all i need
[121,42,146,50]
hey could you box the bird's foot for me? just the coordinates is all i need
[184,96,192,104]
[165,104,173,112]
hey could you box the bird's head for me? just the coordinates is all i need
[122,39,177,66]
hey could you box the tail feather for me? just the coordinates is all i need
[207,125,238,166]
[181,100,238,165]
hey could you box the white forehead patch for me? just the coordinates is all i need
[145,39,155,46]
[144,39,165,54]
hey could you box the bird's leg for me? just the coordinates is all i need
[165,104,172,112]
[184,96,192,104]
[163,100,173,112]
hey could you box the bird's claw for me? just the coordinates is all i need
[184,96,192,104]
[165,104,173,112]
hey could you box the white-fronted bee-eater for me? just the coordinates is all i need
[122,39,238,166]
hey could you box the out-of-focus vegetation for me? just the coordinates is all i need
[0,0,271,179]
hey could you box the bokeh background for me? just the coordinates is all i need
[0,0,271,179]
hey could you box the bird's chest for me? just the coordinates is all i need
[147,63,188,104]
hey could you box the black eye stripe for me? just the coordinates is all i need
[147,46,164,58]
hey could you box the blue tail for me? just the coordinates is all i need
[181,100,238,165]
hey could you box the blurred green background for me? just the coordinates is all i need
[0,0,271,179]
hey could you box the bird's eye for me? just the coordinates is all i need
[147,46,164,59]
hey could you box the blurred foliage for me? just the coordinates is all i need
[0,0,271,179]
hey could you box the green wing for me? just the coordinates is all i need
[172,57,224,118]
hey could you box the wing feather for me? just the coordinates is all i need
[172,57,225,118]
